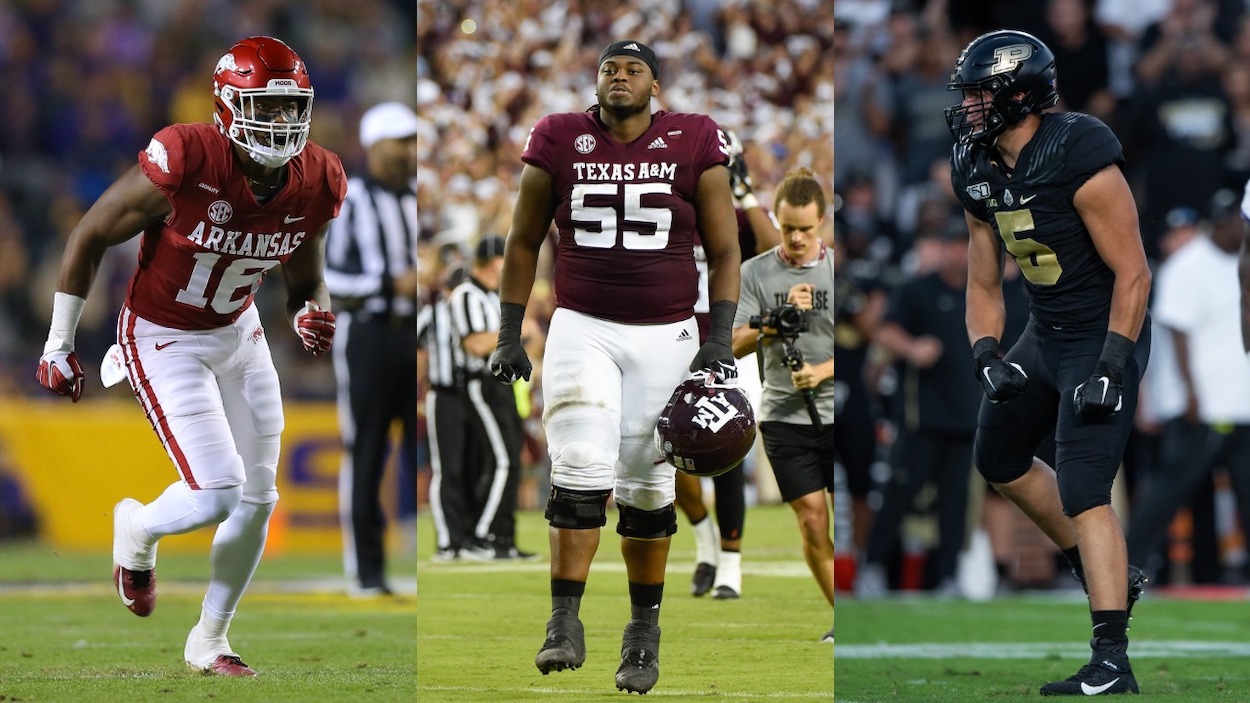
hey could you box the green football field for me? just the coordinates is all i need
[0,541,416,702]
[416,504,834,701]
[837,589,1250,702]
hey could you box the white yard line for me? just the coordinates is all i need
[836,640,1250,659]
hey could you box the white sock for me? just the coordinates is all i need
[200,500,275,638]
[137,482,242,538]
[692,516,719,567]
[714,549,742,592]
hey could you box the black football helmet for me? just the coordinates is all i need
[655,375,756,478]
[944,29,1058,147]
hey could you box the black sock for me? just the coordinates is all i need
[1091,610,1129,647]
[628,581,664,626]
[712,466,745,541]
[552,578,585,617]
[1063,546,1084,581]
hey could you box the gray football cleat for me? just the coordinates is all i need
[535,612,586,674]
[615,621,661,694]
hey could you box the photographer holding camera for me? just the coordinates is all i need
[730,167,834,643]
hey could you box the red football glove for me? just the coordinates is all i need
[294,301,335,356]
[37,350,84,402]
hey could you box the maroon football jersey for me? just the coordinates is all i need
[522,110,728,324]
[126,123,346,330]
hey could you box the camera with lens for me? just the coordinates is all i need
[749,303,809,338]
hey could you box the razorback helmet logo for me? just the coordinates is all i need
[655,376,756,478]
[212,36,314,168]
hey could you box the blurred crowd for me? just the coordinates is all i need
[835,0,1250,596]
[415,0,835,507]
[0,0,416,398]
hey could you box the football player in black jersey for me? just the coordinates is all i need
[947,30,1152,696]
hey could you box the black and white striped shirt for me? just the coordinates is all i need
[417,294,464,391]
[324,175,418,319]
[448,278,500,377]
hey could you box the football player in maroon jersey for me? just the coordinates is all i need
[36,36,345,676]
[489,40,741,694]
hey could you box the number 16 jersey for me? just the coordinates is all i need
[951,112,1123,331]
[522,109,728,324]
[128,122,346,330]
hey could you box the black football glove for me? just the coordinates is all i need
[690,299,739,382]
[489,302,532,384]
[1073,332,1135,421]
[1073,361,1124,420]
[972,336,1028,403]
[689,340,737,382]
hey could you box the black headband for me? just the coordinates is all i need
[598,40,659,80]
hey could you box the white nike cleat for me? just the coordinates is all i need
[112,499,157,617]
[185,625,257,676]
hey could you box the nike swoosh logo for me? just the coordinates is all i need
[154,341,178,350]
[1081,677,1119,695]
[982,367,997,391]
[1097,377,1109,403]
[1020,194,1038,205]
[118,573,135,607]
[284,214,305,224]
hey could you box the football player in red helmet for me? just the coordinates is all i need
[36,35,345,676]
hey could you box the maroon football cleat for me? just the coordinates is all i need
[112,564,156,617]
[207,654,258,677]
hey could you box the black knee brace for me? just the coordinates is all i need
[616,503,678,540]
[545,485,611,529]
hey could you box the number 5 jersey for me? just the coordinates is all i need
[951,111,1123,331]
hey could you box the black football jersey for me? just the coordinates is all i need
[951,112,1125,331]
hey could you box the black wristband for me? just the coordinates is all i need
[972,336,1000,365]
[499,301,526,340]
[708,300,736,346]
[1098,331,1135,376]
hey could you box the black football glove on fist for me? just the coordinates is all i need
[490,302,532,384]
[1073,361,1123,420]
[972,336,1028,403]
[1073,332,1135,421]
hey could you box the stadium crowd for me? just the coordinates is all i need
[0,0,416,399]
[415,0,835,509]
[836,0,1250,595]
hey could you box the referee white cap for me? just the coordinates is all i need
[360,101,420,148]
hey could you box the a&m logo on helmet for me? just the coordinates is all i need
[691,392,742,432]
[574,134,596,155]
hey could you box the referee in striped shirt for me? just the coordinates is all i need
[324,102,419,595]
[418,264,482,560]
[449,236,534,560]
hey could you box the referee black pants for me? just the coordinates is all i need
[336,312,418,589]
[427,386,476,551]
[466,377,524,543]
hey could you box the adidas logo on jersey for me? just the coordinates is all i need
[648,137,668,150]
[676,329,692,342]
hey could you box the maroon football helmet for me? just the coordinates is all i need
[212,36,314,168]
[655,376,757,477]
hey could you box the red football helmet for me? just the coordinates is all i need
[213,36,314,168]
[655,376,757,477]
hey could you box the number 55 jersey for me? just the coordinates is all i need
[951,112,1122,331]
[521,109,728,324]
[128,122,346,330]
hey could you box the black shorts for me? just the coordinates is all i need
[973,320,1150,516]
[760,421,834,503]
